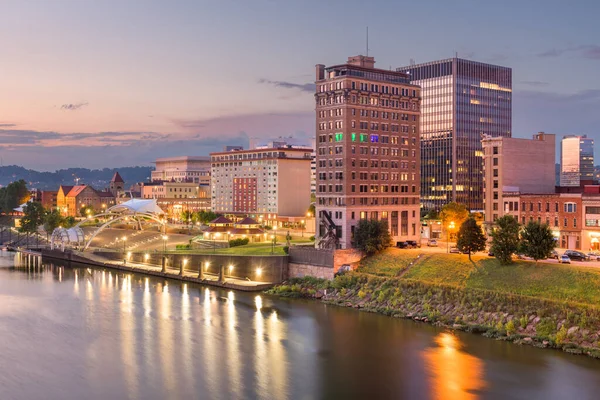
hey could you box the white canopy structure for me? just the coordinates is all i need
[107,198,164,215]
[13,202,29,213]
[50,198,166,251]
[50,227,85,251]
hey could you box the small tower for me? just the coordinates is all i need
[110,171,125,197]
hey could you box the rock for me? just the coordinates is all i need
[542,340,550,347]
[523,337,533,343]
[533,317,541,324]
[568,326,579,336]
[452,324,463,329]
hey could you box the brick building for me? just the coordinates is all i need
[56,185,116,217]
[315,55,421,248]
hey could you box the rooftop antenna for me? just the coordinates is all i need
[366,26,369,56]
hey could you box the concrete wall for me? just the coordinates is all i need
[92,251,288,283]
[289,246,334,267]
[288,263,333,280]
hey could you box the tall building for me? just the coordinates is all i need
[210,145,312,224]
[481,132,555,227]
[151,156,211,186]
[560,135,594,187]
[315,55,421,249]
[397,58,512,211]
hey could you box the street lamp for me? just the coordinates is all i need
[447,221,455,253]
[122,236,127,253]
[271,234,275,254]
[162,235,168,253]
[301,219,305,237]
[214,232,221,253]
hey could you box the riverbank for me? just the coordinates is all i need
[267,249,600,358]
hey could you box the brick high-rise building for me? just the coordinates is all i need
[315,55,421,249]
[397,58,512,211]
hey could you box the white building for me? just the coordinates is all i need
[151,156,211,185]
[210,145,312,223]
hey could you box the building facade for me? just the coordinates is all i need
[151,156,211,186]
[397,58,512,211]
[210,146,312,222]
[56,185,116,217]
[315,55,422,248]
[560,135,594,187]
[482,132,555,226]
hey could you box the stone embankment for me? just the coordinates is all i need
[267,273,600,358]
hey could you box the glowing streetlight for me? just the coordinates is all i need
[447,221,455,253]
[162,235,168,253]
[122,236,127,253]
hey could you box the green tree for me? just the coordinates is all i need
[490,215,520,264]
[456,217,486,262]
[43,209,64,234]
[0,179,30,213]
[519,221,556,263]
[353,219,392,255]
[196,210,219,224]
[181,210,193,223]
[440,202,469,240]
[20,202,45,234]
[63,216,77,228]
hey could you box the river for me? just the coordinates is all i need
[0,251,599,400]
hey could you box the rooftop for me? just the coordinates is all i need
[154,156,211,164]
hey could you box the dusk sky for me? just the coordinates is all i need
[1,0,599,170]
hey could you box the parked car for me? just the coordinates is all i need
[587,252,600,261]
[406,240,421,249]
[427,239,438,247]
[449,246,460,254]
[396,241,409,249]
[559,255,571,264]
[564,250,589,261]
[548,250,559,259]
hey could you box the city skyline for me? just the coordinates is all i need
[1,0,599,170]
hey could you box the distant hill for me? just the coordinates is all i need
[0,165,153,190]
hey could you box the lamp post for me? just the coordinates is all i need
[301,219,305,237]
[447,221,455,253]
[162,235,168,253]
[122,236,127,253]
[271,234,275,254]
[214,232,220,253]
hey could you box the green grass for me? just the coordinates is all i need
[360,249,600,306]
[169,242,286,256]
[402,253,481,286]
[468,259,600,305]
[358,248,421,276]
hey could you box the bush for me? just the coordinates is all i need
[536,318,556,338]
[555,325,568,345]
[309,235,315,241]
[229,238,249,247]
[505,320,516,335]
[175,244,191,250]
[283,246,289,254]
[358,290,367,299]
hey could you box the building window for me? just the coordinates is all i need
[493,158,498,166]
[493,146,498,155]
[554,217,558,227]
[564,218,568,227]
[574,218,577,228]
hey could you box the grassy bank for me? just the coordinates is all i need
[268,248,600,358]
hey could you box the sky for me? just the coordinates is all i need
[0,0,599,170]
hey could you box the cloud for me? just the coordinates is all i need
[519,80,549,87]
[60,102,89,111]
[0,129,169,146]
[538,45,600,60]
[0,123,16,127]
[258,79,315,93]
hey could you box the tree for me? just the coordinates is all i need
[353,219,392,255]
[440,202,469,226]
[456,217,486,262]
[20,202,45,234]
[0,179,29,213]
[181,210,193,223]
[519,221,556,263]
[195,210,219,224]
[63,216,77,228]
[43,209,64,234]
[490,215,520,264]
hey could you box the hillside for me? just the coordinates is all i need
[0,165,153,190]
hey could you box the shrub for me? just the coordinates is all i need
[229,238,250,247]
[536,318,556,338]
[283,246,289,254]
[175,244,191,250]
[505,320,516,335]
[520,315,529,329]
[309,235,315,241]
[555,325,568,345]
[358,290,367,299]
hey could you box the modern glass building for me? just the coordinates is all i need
[560,135,595,187]
[397,58,512,211]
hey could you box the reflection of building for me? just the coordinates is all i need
[56,185,116,216]
[560,135,594,187]
[151,156,211,186]
[315,55,421,248]
[482,132,555,225]
[397,58,512,211]
[210,145,312,223]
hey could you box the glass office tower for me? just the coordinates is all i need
[397,58,512,211]
[560,135,595,187]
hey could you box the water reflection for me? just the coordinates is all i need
[2,256,600,400]
[424,332,486,399]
